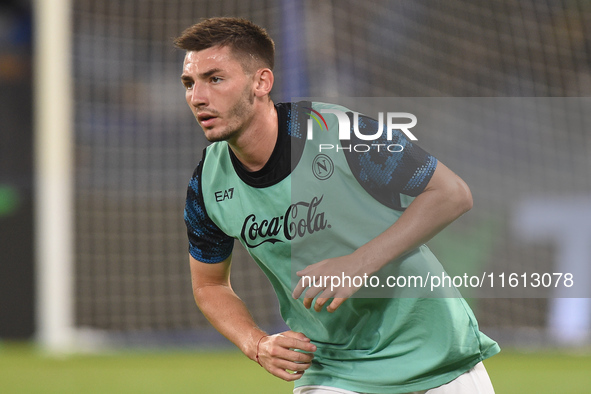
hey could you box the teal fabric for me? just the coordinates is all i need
[201,102,499,393]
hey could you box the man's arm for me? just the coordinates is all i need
[293,161,473,312]
[190,255,316,381]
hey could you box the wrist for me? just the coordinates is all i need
[244,330,268,362]
[255,335,267,367]
[354,245,387,275]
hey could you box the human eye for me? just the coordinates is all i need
[182,79,194,90]
[210,76,223,84]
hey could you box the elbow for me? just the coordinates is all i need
[454,178,473,215]
[424,162,473,218]
[192,280,232,307]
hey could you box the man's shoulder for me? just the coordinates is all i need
[189,143,227,193]
[276,100,352,110]
[311,101,352,112]
[278,100,352,111]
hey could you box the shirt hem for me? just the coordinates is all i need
[294,344,501,394]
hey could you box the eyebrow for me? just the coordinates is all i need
[181,68,224,81]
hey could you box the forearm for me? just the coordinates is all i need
[191,257,315,381]
[194,284,266,361]
[356,164,472,273]
[293,163,472,312]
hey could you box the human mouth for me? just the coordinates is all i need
[197,112,218,128]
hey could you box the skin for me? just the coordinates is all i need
[291,161,473,312]
[183,45,316,381]
[181,46,277,171]
[182,45,473,381]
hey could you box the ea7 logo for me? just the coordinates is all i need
[215,188,234,202]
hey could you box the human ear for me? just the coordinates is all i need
[253,68,274,97]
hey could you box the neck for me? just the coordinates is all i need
[228,99,278,172]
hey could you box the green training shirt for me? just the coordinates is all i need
[187,101,500,393]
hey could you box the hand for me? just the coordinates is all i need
[256,331,316,381]
[292,253,370,313]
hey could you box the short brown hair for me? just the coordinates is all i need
[174,17,275,71]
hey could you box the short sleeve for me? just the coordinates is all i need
[184,157,234,263]
[345,113,438,210]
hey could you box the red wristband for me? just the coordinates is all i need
[255,335,267,367]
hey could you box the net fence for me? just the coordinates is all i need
[71,0,591,344]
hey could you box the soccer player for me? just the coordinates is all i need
[176,17,499,394]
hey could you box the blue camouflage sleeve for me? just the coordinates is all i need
[184,157,234,263]
[345,113,438,210]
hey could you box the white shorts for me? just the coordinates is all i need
[293,361,495,394]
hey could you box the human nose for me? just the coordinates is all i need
[188,83,208,108]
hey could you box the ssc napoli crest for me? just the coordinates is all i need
[312,154,334,180]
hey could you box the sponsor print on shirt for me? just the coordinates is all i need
[240,195,330,248]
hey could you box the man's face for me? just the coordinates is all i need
[181,46,255,142]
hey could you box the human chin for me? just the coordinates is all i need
[202,125,238,143]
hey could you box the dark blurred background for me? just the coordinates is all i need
[1,0,590,347]
[0,0,33,339]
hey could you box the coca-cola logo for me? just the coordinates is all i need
[240,195,330,248]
